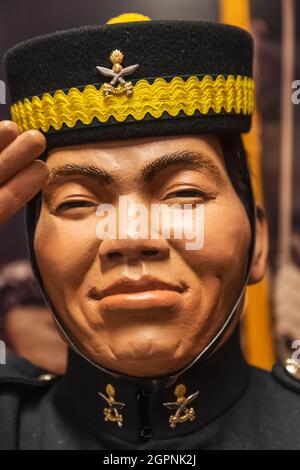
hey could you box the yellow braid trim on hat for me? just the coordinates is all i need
[10,75,255,133]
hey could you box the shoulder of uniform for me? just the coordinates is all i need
[0,353,59,388]
[272,359,300,395]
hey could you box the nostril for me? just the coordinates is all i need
[142,249,160,258]
[107,251,124,262]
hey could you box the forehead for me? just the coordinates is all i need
[46,134,226,174]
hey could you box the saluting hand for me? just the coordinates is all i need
[0,121,48,225]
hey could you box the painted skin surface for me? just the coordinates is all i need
[34,134,268,377]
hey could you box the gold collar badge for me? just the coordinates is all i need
[163,384,199,429]
[98,383,125,428]
[97,49,139,97]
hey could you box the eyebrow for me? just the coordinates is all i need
[42,163,113,203]
[42,150,223,203]
[139,150,223,185]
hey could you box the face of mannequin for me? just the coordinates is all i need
[34,134,265,377]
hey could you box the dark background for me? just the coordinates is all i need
[0,0,299,269]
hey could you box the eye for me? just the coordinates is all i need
[163,189,208,200]
[56,200,97,212]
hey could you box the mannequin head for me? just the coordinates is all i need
[34,134,268,377]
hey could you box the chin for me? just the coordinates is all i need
[110,359,183,378]
[104,339,190,377]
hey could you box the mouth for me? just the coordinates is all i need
[89,275,185,301]
[88,275,185,312]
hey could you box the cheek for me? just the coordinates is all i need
[205,202,250,272]
[171,197,251,280]
[34,210,100,290]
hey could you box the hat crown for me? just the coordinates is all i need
[5,19,254,147]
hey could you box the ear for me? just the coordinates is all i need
[248,205,269,285]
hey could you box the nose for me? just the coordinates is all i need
[99,237,170,266]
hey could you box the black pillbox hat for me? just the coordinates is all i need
[5,13,254,149]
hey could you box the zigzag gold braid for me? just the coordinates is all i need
[11,75,255,133]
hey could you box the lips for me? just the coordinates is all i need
[89,275,185,301]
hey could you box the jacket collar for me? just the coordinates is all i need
[55,328,249,444]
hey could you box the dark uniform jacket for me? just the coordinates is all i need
[0,331,299,450]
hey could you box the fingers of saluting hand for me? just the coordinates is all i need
[0,160,49,224]
[0,122,49,225]
[0,120,20,152]
[0,123,47,185]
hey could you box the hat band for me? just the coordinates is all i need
[10,74,254,134]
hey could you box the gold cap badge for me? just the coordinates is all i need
[97,49,139,96]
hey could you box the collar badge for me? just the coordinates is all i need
[163,383,199,429]
[98,383,125,428]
